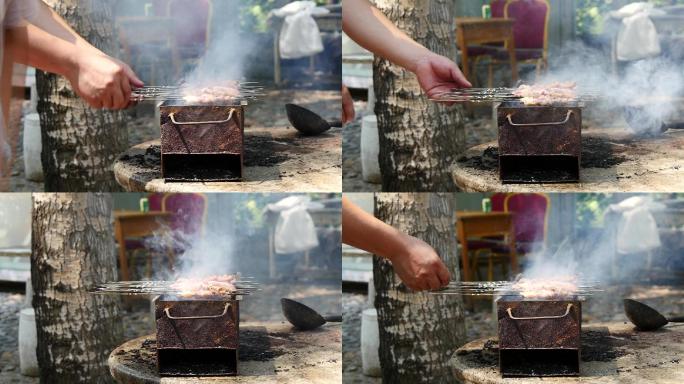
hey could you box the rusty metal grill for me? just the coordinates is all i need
[91,277,257,377]
[132,81,264,182]
[155,295,240,376]
[160,100,245,182]
[497,296,582,377]
[497,101,583,183]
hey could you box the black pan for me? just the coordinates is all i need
[624,298,684,331]
[281,298,342,330]
[285,104,341,136]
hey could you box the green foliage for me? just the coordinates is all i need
[239,0,278,33]
[576,0,684,37]
[239,0,332,33]
[575,193,613,228]
[232,193,340,230]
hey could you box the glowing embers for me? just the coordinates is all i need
[159,100,245,182]
[497,296,582,377]
[497,101,583,184]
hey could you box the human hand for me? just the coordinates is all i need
[391,234,451,291]
[413,53,472,100]
[67,52,144,110]
[342,85,356,124]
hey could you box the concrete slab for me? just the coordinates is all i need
[452,127,684,192]
[114,128,341,193]
[452,322,684,384]
[109,321,341,384]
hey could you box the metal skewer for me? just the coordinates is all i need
[90,278,260,296]
[430,88,600,104]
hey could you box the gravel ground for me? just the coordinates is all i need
[342,97,497,193]
[342,282,684,384]
[0,280,339,383]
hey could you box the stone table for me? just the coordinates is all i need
[452,128,684,192]
[452,322,684,384]
[109,321,341,384]
[113,126,341,193]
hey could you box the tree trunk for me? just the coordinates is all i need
[373,0,465,191]
[31,193,123,383]
[36,0,128,192]
[373,193,465,383]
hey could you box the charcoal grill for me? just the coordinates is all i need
[132,83,264,182]
[160,99,246,182]
[497,295,582,377]
[432,279,599,377]
[497,101,583,184]
[431,87,591,184]
[155,295,240,376]
[91,277,258,377]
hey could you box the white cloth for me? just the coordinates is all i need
[272,1,329,59]
[1,0,39,166]
[607,196,664,254]
[610,2,665,61]
[265,196,323,254]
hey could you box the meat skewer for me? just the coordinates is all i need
[431,82,598,105]
[90,274,259,297]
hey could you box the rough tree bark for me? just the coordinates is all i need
[31,193,123,383]
[36,0,128,191]
[373,193,465,383]
[373,0,465,191]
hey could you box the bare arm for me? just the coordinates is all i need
[342,197,451,291]
[342,0,471,96]
[6,1,143,109]
[342,0,432,73]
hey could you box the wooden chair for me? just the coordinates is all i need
[134,193,208,279]
[467,0,510,86]
[457,211,517,282]
[504,192,550,256]
[466,218,517,282]
[123,193,166,279]
[156,193,208,273]
[470,193,514,280]
[468,193,550,280]
[168,0,213,75]
[117,15,179,85]
[487,0,550,86]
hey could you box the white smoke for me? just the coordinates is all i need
[520,194,664,284]
[538,41,684,134]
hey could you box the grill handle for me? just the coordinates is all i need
[506,303,573,320]
[164,303,231,320]
[169,109,235,125]
[506,110,573,127]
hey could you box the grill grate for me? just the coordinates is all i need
[132,82,265,102]
[90,278,259,297]
[430,87,599,104]
[430,280,602,297]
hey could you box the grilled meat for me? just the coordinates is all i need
[513,82,577,105]
[510,276,578,299]
[182,86,241,104]
[170,274,238,297]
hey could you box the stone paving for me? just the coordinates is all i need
[0,280,340,383]
[342,282,684,384]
